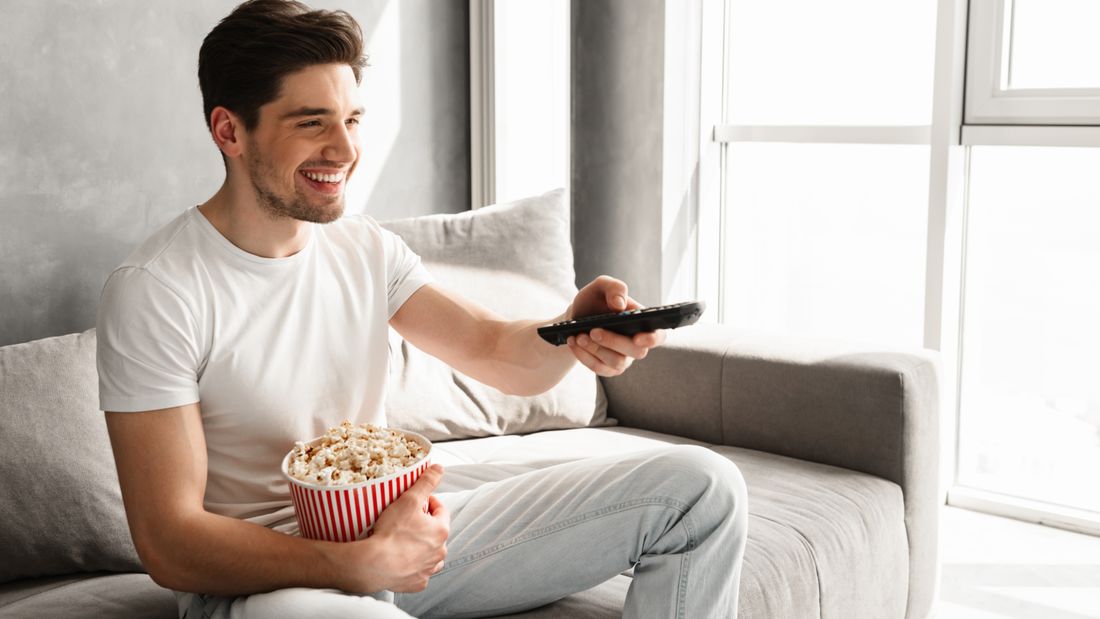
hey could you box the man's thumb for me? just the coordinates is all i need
[605,283,628,311]
[406,464,444,498]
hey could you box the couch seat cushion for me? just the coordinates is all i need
[0,572,176,618]
[432,427,909,618]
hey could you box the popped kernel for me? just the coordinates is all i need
[287,421,426,486]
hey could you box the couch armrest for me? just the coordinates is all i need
[603,323,939,490]
[601,323,941,618]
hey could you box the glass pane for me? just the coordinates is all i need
[1009,0,1100,90]
[958,146,1100,514]
[722,143,929,348]
[726,0,937,125]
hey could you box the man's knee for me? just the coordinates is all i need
[642,445,748,513]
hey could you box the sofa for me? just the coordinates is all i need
[0,189,940,618]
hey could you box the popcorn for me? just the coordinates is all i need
[286,421,427,486]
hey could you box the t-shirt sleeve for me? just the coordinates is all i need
[379,226,434,319]
[96,267,203,412]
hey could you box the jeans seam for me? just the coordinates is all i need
[437,495,691,576]
[676,512,697,619]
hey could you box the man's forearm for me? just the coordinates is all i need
[485,313,579,397]
[145,510,362,596]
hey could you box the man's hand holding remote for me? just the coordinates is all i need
[563,276,667,377]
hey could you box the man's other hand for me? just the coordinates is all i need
[565,275,667,377]
[344,464,450,593]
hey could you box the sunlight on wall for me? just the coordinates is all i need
[345,0,400,216]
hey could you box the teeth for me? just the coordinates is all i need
[302,171,344,183]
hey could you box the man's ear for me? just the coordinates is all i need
[209,106,245,158]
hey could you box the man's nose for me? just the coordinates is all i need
[322,122,358,164]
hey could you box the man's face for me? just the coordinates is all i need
[240,63,363,224]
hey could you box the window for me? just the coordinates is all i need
[709,0,1100,531]
[714,0,938,348]
[954,1,1100,526]
[722,142,928,347]
[957,146,1100,514]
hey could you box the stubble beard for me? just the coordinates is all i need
[245,144,345,225]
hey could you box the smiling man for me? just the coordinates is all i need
[95,1,747,618]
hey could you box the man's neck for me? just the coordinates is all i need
[198,183,312,259]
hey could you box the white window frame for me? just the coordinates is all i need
[469,0,571,209]
[965,0,1100,126]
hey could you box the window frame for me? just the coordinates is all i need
[965,0,1100,126]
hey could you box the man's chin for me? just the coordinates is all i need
[264,199,344,224]
[305,202,344,224]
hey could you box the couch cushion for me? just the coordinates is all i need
[0,572,175,618]
[430,427,909,618]
[379,189,610,442]
[0,330,142,583]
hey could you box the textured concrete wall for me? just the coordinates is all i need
[571,0,665,305]
[0,0,469,347]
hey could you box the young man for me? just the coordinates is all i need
[96,1,748,617]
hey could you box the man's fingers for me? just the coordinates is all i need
[427,495,450,527]
[590,328,648,359]
[577,332,631,371]
[569,336,626,376]
[633,329,665,347]
[568,337,607,374]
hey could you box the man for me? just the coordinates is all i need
[96,1,748,617]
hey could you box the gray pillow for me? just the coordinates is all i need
[380,188,611,441]
[0,329,142,582]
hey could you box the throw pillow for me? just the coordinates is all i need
[0,329,143,582]
[380,188,611,441]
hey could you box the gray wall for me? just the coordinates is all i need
[0,0,469,347]
[572,0,703,308]
[572,0,665,307]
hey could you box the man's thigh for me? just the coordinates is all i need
[395,447,709,619]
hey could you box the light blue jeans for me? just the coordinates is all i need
[179,446,748,618]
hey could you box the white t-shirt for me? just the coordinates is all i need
[96,206,433,530]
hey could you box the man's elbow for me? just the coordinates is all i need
[130,521,195,591]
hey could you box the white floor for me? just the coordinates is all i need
[936,505,1100,618]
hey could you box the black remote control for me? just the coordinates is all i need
[537,301,706,346]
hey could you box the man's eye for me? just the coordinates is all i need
[299,120,321,128]
[346,118,360,126]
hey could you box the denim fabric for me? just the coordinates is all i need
[177,446,747,618]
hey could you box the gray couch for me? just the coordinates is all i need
[0,190,940,618]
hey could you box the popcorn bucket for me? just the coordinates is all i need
[282,429,432,542]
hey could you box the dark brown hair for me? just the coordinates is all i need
[198,0,368,132]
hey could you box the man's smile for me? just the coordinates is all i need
[298,169,347,195]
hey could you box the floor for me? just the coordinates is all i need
[937,505,1100,618]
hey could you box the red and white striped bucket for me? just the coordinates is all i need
[281,429,432,542]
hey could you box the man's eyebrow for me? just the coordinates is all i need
[280,106,365,120]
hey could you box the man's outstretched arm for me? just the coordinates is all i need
[388,275,666,397]
[105,404,449,597]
